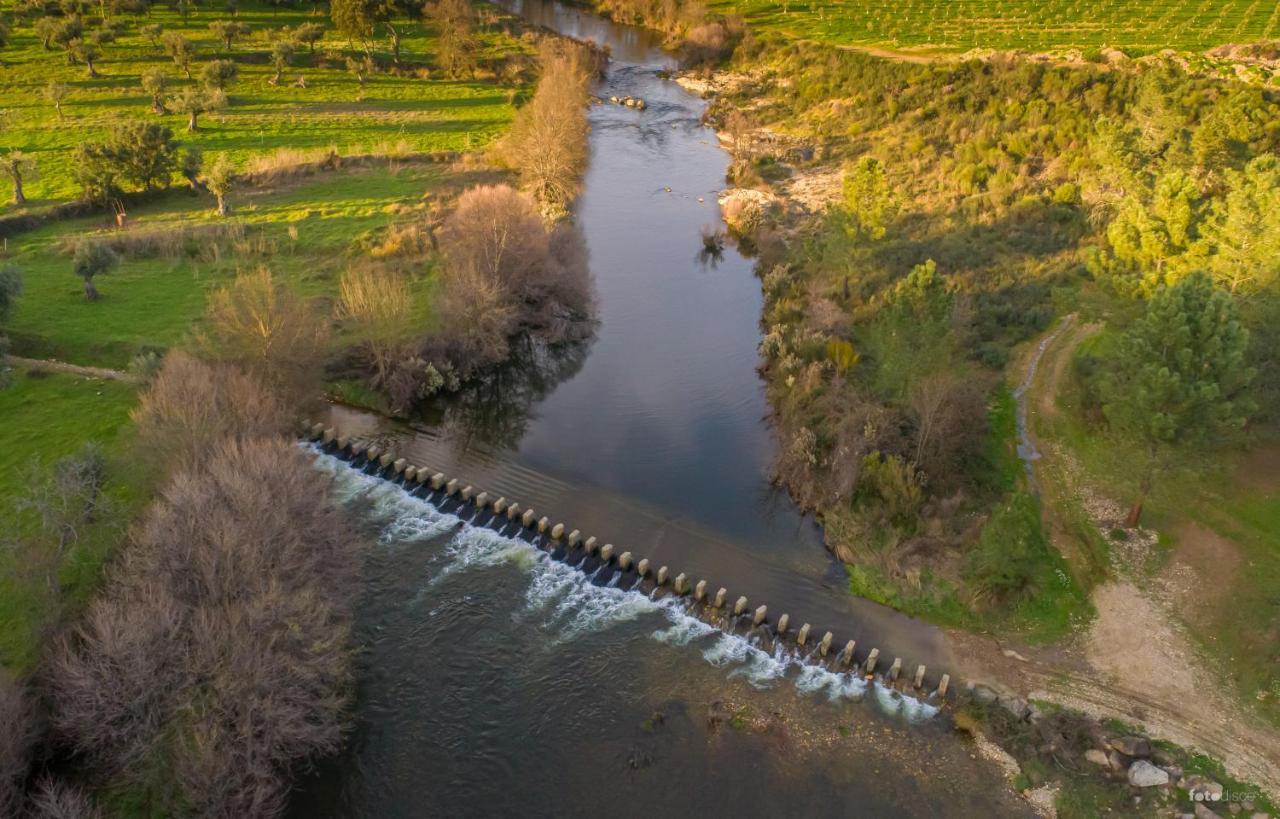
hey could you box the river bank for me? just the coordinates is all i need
[675,30,1280,812]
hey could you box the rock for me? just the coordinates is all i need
[1183,775,1225,802]
[1194,804,1221,819]
[1084,749,1110,766]
[1107,750,1128,771]
[1002,697,1031,721]
[1227,804,1241,815]
[1127,760,1170,788]
[971,684,999,705]
[1109,736,1152,757]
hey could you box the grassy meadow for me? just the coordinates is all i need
[0,369,142,674]
[707,0,1280,53]
[0,1,527,207]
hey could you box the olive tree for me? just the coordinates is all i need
[72,241,119,301]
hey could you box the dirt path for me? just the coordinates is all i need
[9,356,136,383]
[956,319,1280,800]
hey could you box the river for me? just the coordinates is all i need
[287,2,1030,815]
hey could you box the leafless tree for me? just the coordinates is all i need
[0,670,35,817]
[499,41,592,218]
[130,351,291,473]
[438,184,592,371]
[50,439,361,817]
[200,268,331,405]
[335,265,415,386]
[27,778,103,819]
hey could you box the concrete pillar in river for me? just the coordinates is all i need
[337,436,351,452]
[656,566,668,585]
[366,445,381,461]
[889,658,902,682]
[322,427,336,444]
[819,631,833,657]
[673,573,689,595]
[733,596,748,616]
[430,473,446,490]
[445,478,459,495]
[550,523,565,539]
[460,486,474,502]
[914,665,926,689]
[493,498,508,515]
[404,467,418,483]
[392,457,406,474]
[839,640,856,666]
[937,674,951,698]
[618,552,633,570]
[752,605,767,626]
[864,648,879,674]
[567,530,581,547]
[796,623,811,646]
[637,559,650,577]
[693,580,706,601]
[379,453,394,470]
[585,536,599,554]
[599,544,614,562]
[712,588,727,609]
[507,503,521,520]
[475,492,490,509]
[521,509,537,527]
[775,614,789,635]
[537,516,550,534]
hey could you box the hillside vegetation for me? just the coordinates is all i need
[705,36,1280,652]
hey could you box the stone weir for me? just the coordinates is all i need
[304,422,956,704]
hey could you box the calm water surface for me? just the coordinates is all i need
[290,4,1026,815]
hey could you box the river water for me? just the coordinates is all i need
[289,3,1029,815]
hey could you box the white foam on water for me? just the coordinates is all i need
[307,446,942,722]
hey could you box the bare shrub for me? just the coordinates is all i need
[499,41,593,218]
[200,268,331,405]
[682,17,743,66]
[0,670,35,817]
[241,145,341,183]
[58,222,246,261]
[28,778,103,819]
[907,370,986,488]
[335,265,416,386]
[131,352,291,473]
[438,184,593,372]
[50,439,360,817]
[13,445,110,593]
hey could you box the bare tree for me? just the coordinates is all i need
[130,351,291,473]
[0,670,35,818]
[50,439,361,816]
[200,267,330,403]
[335,265,415,385]
[499,41,592,218]
[438,184,592,370]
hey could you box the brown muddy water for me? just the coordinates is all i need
[288,3,1030,815]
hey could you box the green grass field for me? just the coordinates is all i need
[0,2,526,207]
[5,162,455,367]
[0,369,141,674]
[710,0,1280,53]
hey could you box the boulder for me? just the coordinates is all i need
[1183,775,1225,802]
[1127,760,1170,788]
[1084,749,1110,766]
[1109,736,1152,757]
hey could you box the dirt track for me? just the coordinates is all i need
[952,319,1280,800]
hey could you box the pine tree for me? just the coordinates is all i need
[1101,272,1255,525]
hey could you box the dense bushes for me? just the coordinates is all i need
[51,438,359,816]
[28,354,363,816]
[438,184,593,371]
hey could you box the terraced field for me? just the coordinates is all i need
[710,0,1280,52]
